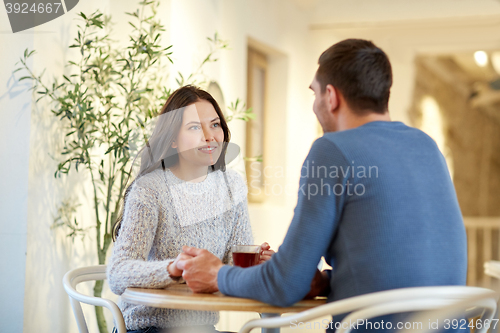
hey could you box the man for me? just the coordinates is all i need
[177,39,467,331]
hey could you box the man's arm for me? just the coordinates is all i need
[179,138,350,306]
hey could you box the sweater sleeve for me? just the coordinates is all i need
[217,138,350,306]
[222,170,254,265]
[222,201,254,265]
[107,178,176,295]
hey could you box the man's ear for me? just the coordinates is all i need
[325,84,339,113]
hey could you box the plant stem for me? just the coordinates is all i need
[87,155,103,263]
[104,143,115,235]
[93,280,108,333]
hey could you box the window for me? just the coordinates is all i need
[246,48,267,203]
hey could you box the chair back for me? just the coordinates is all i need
[237,286,498,333]
[400,293,498,333]
[62,265,126,333]
[338,291,497,333]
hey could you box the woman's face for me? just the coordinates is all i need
[172,99,225,168]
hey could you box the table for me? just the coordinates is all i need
[122,284,327,333]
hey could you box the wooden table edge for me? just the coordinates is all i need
[122,287,327,313]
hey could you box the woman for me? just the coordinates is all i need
[108,85,273,333]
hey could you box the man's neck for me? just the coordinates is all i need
[337,109,391,132]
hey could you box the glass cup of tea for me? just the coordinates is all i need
[231,245,261,268]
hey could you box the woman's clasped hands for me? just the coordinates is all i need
[168,242,275,282]
[167,252,195,278]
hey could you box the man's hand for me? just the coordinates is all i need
[303,269,330,299]
[168,252,194,277]
[176,246,223,293]
[258,242,275,264]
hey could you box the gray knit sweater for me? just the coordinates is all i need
[107,167,253,330]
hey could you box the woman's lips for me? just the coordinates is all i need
[198,146,217,154]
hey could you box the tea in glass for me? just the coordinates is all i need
[231,245,260,267]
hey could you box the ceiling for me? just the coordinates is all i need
[300,0,500,25]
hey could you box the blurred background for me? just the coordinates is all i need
[2,0,500,332]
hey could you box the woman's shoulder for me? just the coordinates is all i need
[130,169,166,195]
[222,168,245,184]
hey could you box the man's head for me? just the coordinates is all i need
[310,39,392,131]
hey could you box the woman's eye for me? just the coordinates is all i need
[213,123,220,128]
[189,126,200,130]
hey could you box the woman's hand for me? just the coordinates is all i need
[258,242,275,264]
[177,246,224,293]
[168,252,194,277]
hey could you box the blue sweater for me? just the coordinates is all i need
[218,121,467,314]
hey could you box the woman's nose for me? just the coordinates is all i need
[202,127,215,142]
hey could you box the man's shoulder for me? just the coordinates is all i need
[320,121,437,152]
[306,136,350,168]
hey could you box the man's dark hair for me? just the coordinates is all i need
[316,39,392,114]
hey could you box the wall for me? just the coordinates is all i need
[0,0,319,332]
[0,8,34,332]
[20,2,119,332]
